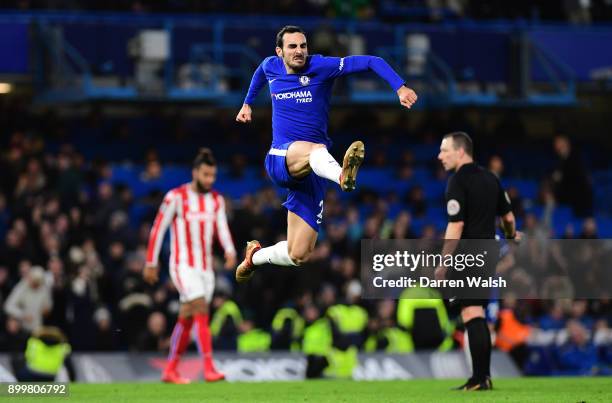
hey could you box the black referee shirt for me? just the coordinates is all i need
[445,163,512,239]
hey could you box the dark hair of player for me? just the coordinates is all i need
[444,131,473,157]
[193,148,216,168]
[276,25,306,48]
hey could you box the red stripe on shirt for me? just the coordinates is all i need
[199,193,207,271]
[180,185,195,268]
[172,220,180,266]
[212,192,220,249]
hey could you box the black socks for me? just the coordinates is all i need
[465,317,491,381]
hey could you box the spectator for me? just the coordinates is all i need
[0,316,30,375]
[488,155,504,178]
[551,135,593,217]
[93,307,119,351]
[539,301,566,330]
[390,211,416,239]
[569,300,595,330]
[134,311,169,352]
[118,251,152,347]
[4,266,52,332]
[580,217,598,239]
[140,158,162,182]
[0,265,12,306]
[46,256,68,331]
[554,320,598,375]
[54,150,82,206]
[406,186,427,217]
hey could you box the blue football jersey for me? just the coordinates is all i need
[244,54,405,148]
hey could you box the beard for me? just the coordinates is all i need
[194,181,211,193]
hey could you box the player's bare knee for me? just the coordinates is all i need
[288,253,308,266]
[288,247,313,266]
[189,298,208,315]
[179,304,192,318]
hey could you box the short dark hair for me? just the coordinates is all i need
[443,131,473,157]
[276,25,306,48]
[193,148,216,168]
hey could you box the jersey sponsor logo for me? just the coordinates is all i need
[447,199,460,216]
[299,75,310,86]
[186,211,216,221]
[271,90,313,103]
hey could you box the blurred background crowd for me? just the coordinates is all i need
[3,0,612,24]
[0,99,611,377]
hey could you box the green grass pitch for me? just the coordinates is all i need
[14,377,612,402]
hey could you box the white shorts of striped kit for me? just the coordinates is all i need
[169,264,215,303]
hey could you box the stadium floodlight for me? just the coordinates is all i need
[0,83,12,94]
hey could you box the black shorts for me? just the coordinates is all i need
[445,241,500,302]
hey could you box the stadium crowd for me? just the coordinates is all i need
[0,110,611,377]
[2,0,612,24]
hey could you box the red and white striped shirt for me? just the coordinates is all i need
[146,184,236,270]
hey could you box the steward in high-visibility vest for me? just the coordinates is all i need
[20,327,71,382]
[271,307,304,352]
[237,322,271,353]
[325,282,369,379]
[364,327,413,353]
[326,303,369,349]
[397,287,454,351]
[210,298,243,351]
[301,304,332,378]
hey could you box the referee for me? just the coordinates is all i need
[436,132,521,391]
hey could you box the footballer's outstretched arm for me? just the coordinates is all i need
[324,55,418,108]
[236,63,267,123]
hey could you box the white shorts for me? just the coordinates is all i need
[169,265,215,303]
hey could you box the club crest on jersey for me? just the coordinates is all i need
[299,75,310,86]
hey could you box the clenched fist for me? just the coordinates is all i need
[397,86,418,109]
[235,104,253,123]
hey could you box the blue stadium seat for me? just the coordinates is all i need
[357,168,395,192]
[422,180,446,202]
[503,179,539,200]
[524,346,555,376]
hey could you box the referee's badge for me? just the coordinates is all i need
[447,199,460,216]
[299,75,310,86]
